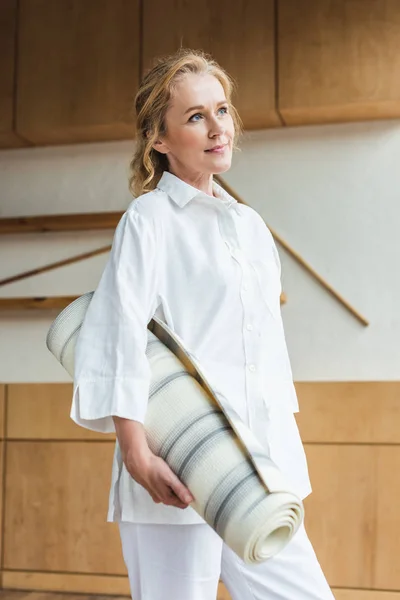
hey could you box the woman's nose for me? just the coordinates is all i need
[209,123,225,138]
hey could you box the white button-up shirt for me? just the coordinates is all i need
[71,170,311,525]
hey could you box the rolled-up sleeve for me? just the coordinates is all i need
[70,205,160,433]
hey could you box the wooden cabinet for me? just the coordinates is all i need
[16,0,140,145]
[278,0,400,125]
[142,0,279,130]
[2,0,400,147]
[0,0,26,148]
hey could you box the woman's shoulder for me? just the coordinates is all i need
[240,203,274,240]
[125,187,171,221]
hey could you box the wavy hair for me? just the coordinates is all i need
[128,48,242,198]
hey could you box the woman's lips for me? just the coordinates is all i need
[205,144,227,154]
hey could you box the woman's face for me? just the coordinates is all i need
[153,73,235,180]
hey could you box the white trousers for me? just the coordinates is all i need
[118,520,335,600]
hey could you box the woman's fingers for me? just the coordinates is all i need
[167,473,194,505]
[132,454,195,508]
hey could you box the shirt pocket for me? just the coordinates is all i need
[250,257,282,320]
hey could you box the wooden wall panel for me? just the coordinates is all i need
[0,384,5,438]
[142,0,279,130]
[0,441,4,566]
[16,0,140,145]
[7,384,115,441]
[295,382,400,444]
[4,441,125,574]
[303,444,376,589]
[2,381,400,596]
[0,0,25,148]
[374,446,400,590]
[278,0,400,125]
[333,591,400,600]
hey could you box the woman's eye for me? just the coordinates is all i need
[188,106,228,122]
[189,113,202,122]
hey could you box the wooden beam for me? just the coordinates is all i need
[0,293,286,311]
[0,296,79,310]
[0,212,122,234]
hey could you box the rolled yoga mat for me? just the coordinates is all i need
[46,292,304,564]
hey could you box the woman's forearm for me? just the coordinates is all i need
[112,416,152,469]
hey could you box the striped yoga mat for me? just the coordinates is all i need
[46,292,304,564]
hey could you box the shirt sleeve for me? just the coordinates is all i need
[70,205,161,433]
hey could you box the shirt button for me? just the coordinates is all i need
[246,323,253,331]
[248,364,256,372]
[242,283,249,292]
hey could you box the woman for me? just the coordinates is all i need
[71,49,335,600]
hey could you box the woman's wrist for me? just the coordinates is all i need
[112,416,153,469]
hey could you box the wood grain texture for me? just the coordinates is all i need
[0,0,27,147]
[333,591,400,600]
[278,0,400,125]
[7,384,115,440]
[1,586,398,600]
[4,441,124,574]
[0,297,83,311]
[0,384,5,438]
[1,574,230,598]
[374,446,400,590]
[0,212,121,234]
[0,441,4,563]
[295,381,400,444]
[16,0,140,144]
[142,0,279,130]
[1,573,130,596]
[303,444,377,589]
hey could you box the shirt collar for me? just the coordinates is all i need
[156,171,238,210]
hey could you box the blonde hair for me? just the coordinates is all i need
[128,48,242,198]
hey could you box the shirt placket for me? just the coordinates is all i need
[216,204,269,449]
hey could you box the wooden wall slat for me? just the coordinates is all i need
[0,212,121,235]
[7,384,114,440]
[142,0,279,130]
[0,0,26,148]
[303,444,377,589]
[2,572,130,596]
[278,0,400,126]
[16,0,140,144]
[4,441,124,574]
[295,382,400,444]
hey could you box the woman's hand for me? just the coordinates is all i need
[128,452,194,509]
[113,416,194,509]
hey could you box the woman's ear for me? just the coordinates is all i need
[151,138,169,155]
[146,128,169,154]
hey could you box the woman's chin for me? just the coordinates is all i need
[209,156,232,174]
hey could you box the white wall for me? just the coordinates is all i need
[1,120,399,382]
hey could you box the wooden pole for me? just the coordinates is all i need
[214,174,369,327]
[0,245,111,287]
